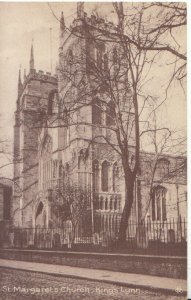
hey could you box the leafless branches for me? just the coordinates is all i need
[42,3,187,241]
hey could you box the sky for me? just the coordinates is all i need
[0,3,114,139]
[0,2,115,177]
[0,2,187,177]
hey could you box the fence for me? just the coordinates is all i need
[123,218,187,256]
[0,218,187,256]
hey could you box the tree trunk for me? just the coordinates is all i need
[118,181,134,243]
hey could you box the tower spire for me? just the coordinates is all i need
[60,12,65,47]
[24,68,26,81]
[18,67,23,97]
[60,11,65,32]
[30,42,34,70]
[18,68,22,85]
[77,2,84,18]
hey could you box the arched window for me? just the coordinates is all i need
[65,163,70,177]
[53,160,56,179]
[100,197,104,210]
[36,202,43,218]
[65,163,70,173]
[152,186,167,221]
[47,90,58,115]
[40,135,52,190]
[105,198,108,210]
[78,148,88,170]
[3,186,11,220]
[113,162,118,192]
[110,197,113,210]
[68,49,73,65]
[35,201,44,227]
[101,160,109,192]
[93,160,99,192]
[92,98,102,125]
[59,161,63,178]
[113,47,118,64]
[59,108,69,149]
[103,53,108,71]
[78,149,83,169]
[42,211,46,227]
[93,196,99,210]
[156,158,170,178]
[97,49,102,69]
[106,101,115,126]
[114,197,118,210]
[47,98,53,115]
[63,162,70,188]
[96,44,105,69]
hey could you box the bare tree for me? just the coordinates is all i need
[139,110,186,223]
[34,2,187,242]
[0,120,13,175]
[52,181,90,242]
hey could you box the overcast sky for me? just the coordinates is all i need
[0,2,116,138]
[0,2,187,177]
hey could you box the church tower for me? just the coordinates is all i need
[13,45,57,227]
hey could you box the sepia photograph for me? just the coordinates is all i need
[0,2,187,299]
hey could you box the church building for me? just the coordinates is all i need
[13,4,187,243]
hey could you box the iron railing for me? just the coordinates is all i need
[0,218,187,256]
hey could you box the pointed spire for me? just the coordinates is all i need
[60,11,65,32]
[18,67,23,97]
[18,68,22,85]
[77,2,84,18]
[24,68,26,81]
[30,42,34,70]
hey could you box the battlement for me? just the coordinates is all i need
[19,69,57,99]
[71,12,119,33]
[25,69,57,83]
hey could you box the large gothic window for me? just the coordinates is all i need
[156,158,170,178]
[86,42,96,73]
[93,160,99,192]
[113,47,118,64]
[101,161,109,192]
[113,162,118,192]
[47,90,58,115]
[68,49,73,65]
[152,186,167,221]
[64,163,70,187]
[3,186,12,220]
[97,49,103,69]
[103,53,108,71]
[106,101,115,126]
[96,44,105,70]
[35,201,45,228]
[40,135,52,190]
[78,149,87,170]
[92,98,102,125]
